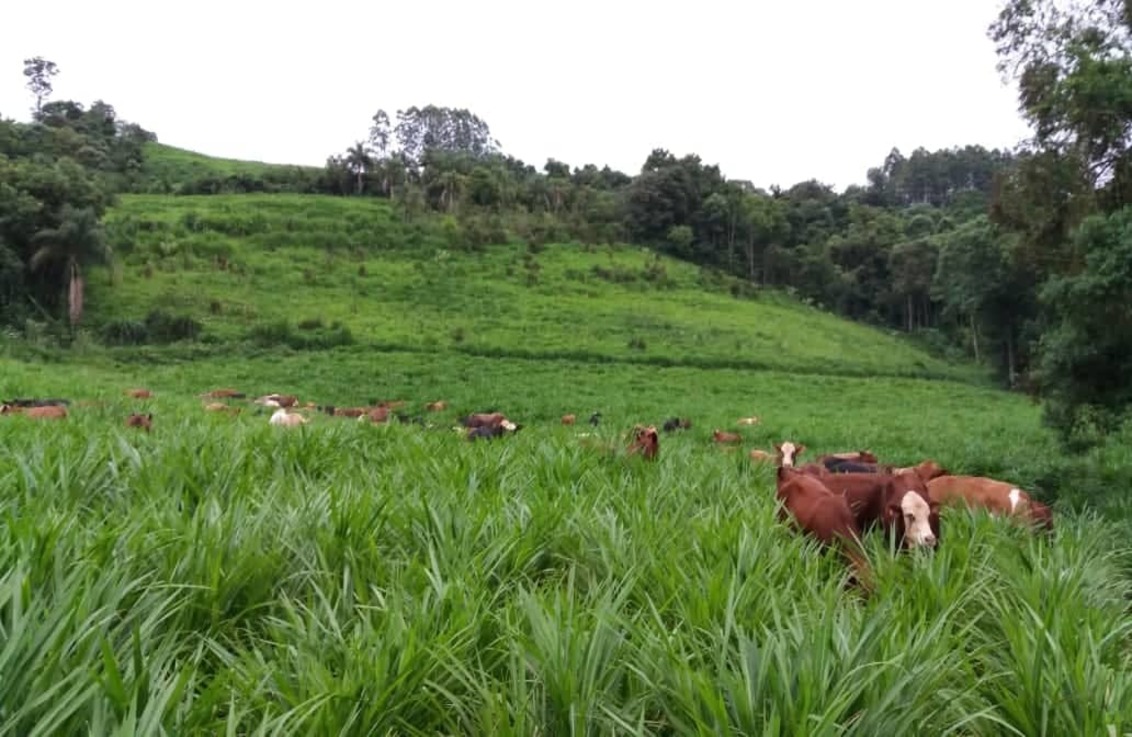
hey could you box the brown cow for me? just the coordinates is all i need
[126,388,153,399]
[712,429,743,444]
[126,413,153,432]
[460,412,508,429]
[204,402,240,414]
[200,388,245,400]
[627,425,659,460]
[24,405,67,419]
[561,414,577,425]
[926,475,1054,533]
[815,470,940,549]
[749,448,775,463]
[255,393,298,409]
[359,406,391,424]
[775,466,872,590]
[893,460,949,484]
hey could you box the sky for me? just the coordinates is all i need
[0,0,1033,192]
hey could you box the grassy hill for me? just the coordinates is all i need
[90,193,985,383]
[135,142,321,192]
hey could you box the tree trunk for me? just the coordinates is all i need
[68,263,83,328]
[970,312,980,362]
[906,294,913,332]
[745,238,755,283]
[1006,327,1016,387]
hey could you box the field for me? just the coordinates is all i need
[135,143,321,192]
[1,346,1130,734]
[88,194,985,382]
[1,184,1130,734]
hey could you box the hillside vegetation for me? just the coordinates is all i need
[136,142,323,195]
[89,194,984,383]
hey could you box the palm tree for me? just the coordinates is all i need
[28,205,112,328]
[345,142,373,195]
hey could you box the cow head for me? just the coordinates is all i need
[774,441,805,467]
[884,475,938,549]
[628,425,659,460]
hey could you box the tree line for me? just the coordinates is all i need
[4,0,1132,450]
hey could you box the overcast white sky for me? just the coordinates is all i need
[1,0,1031,192]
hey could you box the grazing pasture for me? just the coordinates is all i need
[87,193,984,382]
[1,351,1130,735]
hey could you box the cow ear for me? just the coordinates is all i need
[885,503,902,521]
[796,443,806,456]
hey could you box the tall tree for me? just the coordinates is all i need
[28,204,112,328]
[23,57,59,114]
[344,142,373,195]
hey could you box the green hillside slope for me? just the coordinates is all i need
[91,194,985,383]
[136,143,321,191]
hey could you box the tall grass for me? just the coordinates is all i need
[0,398,1128,734]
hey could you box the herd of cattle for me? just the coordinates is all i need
[1,389,1054,592]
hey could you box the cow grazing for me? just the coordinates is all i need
[320,405,370,418]
[204,402,240,414]
[561,414,576,425]
[126,412,153,432]
[627,425,659,460]
[269,408,307,427]
[126,388,153,399]
[926,475,1054,533]
[3,398,70,408]
[21,405,68,419]
[459,412,509,429]
[775,466,872,590]
[662,417,692,433]
[255,393,298,409]
[818,471,940,550]
[774,441,806,468]
[712,429,743,444]
[749,448,775,463]
[425,401,448,412]
[589,412,602,427]
[467,419,520,441]
[360,406,391,424]
[200,389,245,400]
[894,460,949,484]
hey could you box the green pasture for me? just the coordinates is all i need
[137,143,320,187]
[88,194,985,382]
[0,356,1128,735]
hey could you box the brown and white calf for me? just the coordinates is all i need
[926,475,1054,533]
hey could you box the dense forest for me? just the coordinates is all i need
[2,0,1132,449]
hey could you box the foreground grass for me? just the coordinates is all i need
[0,401,1128,735]
[87,193,986,383]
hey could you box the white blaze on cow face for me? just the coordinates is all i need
[776,441,803,467]
[898,491,937,548]
[501,419,517,432]
[1008,488,1022,513]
